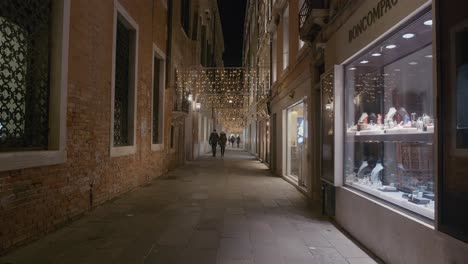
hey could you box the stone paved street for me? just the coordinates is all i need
[1,150,378,264]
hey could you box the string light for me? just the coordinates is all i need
[175,67,270,130]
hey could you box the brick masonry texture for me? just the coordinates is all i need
[0,0,174,254]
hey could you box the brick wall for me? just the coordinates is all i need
[0,0,173,254]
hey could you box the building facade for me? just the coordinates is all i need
[299,0,468,263]
[0,0,223,253]
[243,0,323,201]
[167,0,224,164]
[244,0,468,262]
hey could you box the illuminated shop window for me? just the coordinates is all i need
[344,11,435,219]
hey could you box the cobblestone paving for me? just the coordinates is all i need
[1,149,379,264]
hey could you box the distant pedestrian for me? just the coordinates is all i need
[209,129,219,157]
[236,135,241,148]
[219,131,228,157]
[230,136,235,147]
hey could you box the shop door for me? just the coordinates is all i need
[438,0,468,243]
[266,118,271,165]
[271,114,277,172]
[286,101,308,187]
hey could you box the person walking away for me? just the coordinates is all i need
[219,131,228,157]
[209,129,220,157]
[230,136,235,147]
[236,135,241,148]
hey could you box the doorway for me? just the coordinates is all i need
[285,101,307,187]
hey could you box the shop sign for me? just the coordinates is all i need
[349,0,399,43]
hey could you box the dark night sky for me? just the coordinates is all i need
[218,0,247,67]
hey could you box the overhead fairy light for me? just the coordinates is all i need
[175,67,270,128]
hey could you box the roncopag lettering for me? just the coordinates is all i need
[349,0,399,43]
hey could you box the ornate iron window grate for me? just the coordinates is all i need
[152,57,161,144]
[0,0,51,151]
[299,0,327,30]
[114,19,131,146]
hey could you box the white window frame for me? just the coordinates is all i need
[282,5,290,72]
[272,32,278,83]
[110,0,139,157]
[151,44,166,152]
[0,0,70,172]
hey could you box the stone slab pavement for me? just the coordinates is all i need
[1,150,381,264]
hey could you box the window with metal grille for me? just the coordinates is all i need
[0,0,51,151]
[152,56,163,145]
[114,19,131,146]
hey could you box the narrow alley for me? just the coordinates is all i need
[1,149,376,264]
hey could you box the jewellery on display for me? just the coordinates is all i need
[370,163,383,184]
[378,185,398,192]
[357,161,369,178]
[385,107,397,123]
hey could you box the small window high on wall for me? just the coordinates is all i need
[181,0,190,35]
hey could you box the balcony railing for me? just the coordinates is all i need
[299,0,327,30]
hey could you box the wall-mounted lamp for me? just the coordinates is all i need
[188,94,193,102]
[196,102,201,110]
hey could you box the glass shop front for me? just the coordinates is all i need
[286,101,307,186]
[343,11,435,219]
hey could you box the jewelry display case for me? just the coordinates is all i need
[343,11,435,219]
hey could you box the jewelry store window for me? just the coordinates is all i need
[344,11,435,219]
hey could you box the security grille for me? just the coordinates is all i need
[152,57,161,144]
[0,0,51,151]
[114,20,131,146]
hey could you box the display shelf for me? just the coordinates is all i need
[347,181,435,220]
[346,131,433,143]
